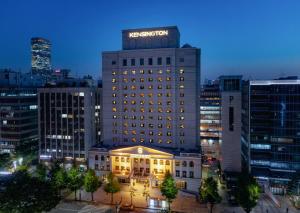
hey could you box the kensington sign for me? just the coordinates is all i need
[129,30,168,38]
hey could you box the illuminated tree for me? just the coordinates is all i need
[104,172,120,204]
[84,169,101,201]
[236,173,261,213]
[200,177,221,213]
[67,166,84,200]
[160,171,178,212]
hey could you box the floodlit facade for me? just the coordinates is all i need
[200,81,222,159]
[31,37,51,76]
[242,77,300,194]
[90,26,201,192]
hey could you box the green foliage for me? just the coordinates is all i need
[236,173,261,213]
[36,163,47,181]
[67,166,84,200]
[200,177,221,213]
[0,153,11,169]
[0,170,60,213]
[104,172,120,203]
[84,169,101,201]
[53,167,68,196]
[287,173,300,196]
[160,171,178,211]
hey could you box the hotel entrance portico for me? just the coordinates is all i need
[110,146,173,188]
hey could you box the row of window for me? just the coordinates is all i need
[176,170,194,178]
[113,100,184,106]
[112,137,185,144]
[115,57,173,67]
[113,85,177,90]
[112,77,185,83]
[114,69,185,75]
[112,93,185,98]
[120,123,185,129]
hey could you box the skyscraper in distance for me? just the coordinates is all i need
[31,37,51,76]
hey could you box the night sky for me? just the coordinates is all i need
[0,0,300,81]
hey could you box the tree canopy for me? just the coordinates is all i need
[236,172,261,213]
[160,171,178,212]
[104,172,120,204]
[200,177,221,213]
[84,169,101,201]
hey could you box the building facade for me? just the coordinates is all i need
[31,37,51,76]
[0,88,38,153]
[219,76,242,173]
[38,85,101,163]
[242,78,300,194]
[90,26,201,192]
[200,80,221,159]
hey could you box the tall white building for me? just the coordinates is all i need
[89,26,201,192]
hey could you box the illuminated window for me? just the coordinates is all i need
[131,70,136,74]
[112,71,116,75]
[158,101,162,105]
[167,132,172,136]
[167,123,172,129]
[180,77,184,81]
[180,101,184,105]
[149,108,154,113]
[149,100,154,105]
[167,139,172,144]
[167,116,172,121]
[166,69,171,74]
[140,69,144,74]
[131,93,136,97]
[180,124,184,128]
[112,100,116,105]
[140,116,144,120]
[123,78,128,83]
[158,69,163,74]
[140,123,145,127]
[132,138,136,142]
[179,69,184,74]
[166,108,172,113]
[158,108,163,113]
[166,93,171,97]
[123,70,128,75]
[148,78,153,82]
[112,86,117,91]
[131,78,136,82]
[158,132,163,136]
[140,78,145,82]
[123,94,128,98]
[180,85,184,89]
[158,116,162,120]
[148,93,153,97]
[180,116,185,120]
[149,139,154,143]
[158,77,163,82]
[112,78,116,83]
[158,124,163,128]
[158,139,162,143]
[131,100,136,105]
[158,93,162,97]
[149,123,154,128]
[140,107,145,113]
[158,85,162,89]
[160,160,164,165]
[154,159,157,165]
[149,131,154,136]
[112,107,117,112]
[148,85,153,89]
[140,93,145,97]
[180,108,184,113]
[131,85,136,90]
[123,100,128,105]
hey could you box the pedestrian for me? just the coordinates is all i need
[286,207,289,213]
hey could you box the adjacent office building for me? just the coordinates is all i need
[200,80,222,159]
[89,26,201,192]
[0,70,39,153]
[219,76,242,173]
[31,37,52,76]
[38,80,101,163]
[242,77,300,194]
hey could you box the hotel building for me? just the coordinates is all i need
[89,26,201,191]
[242,77,300,194]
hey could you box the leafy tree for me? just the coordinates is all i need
[160,171,178,212]
[287,173,300,208]
[104,172,120,204]
[84,169,101,201]
[67,166,84,200]
[236,172,261,213]
[36,163,47,181]
[0,170,60,213]
[0,153,11,169]
[200,177,221,213]
[53,167,68,196]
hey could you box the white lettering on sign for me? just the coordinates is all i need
[129,30,168,38]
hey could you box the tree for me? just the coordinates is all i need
[236,173,261,213]
[160,171,178,212]
[287,173,300,208]
[53,167,68,196]
[129,186,136,206]
[0,170,60,213]
[67,166,84,200]
[84,169,101,201]
[0,153,11,169]
[199,177,221,213]
[104,172,120,204]
[36,163,47,181]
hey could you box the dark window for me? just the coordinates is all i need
[148,58,153,65]
[157,57,162,65]
[112,60,116,65]
[123,59,127,66]
[95,155,98,160]
[180,58,184,62]
[140,58,144,65]
[229,107,234,131]
[131,58,135,66]
[176,170,180,177]
[189,171,194,178]
[182,171,187,178]
[166,57,171,65]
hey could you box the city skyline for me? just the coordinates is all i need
[0,0,300,80]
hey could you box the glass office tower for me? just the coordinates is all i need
[31,37,51,76]
[242,77,300,194]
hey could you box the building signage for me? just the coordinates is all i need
[129,30,168,38]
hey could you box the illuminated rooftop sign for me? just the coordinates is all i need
[129,30,168,38]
